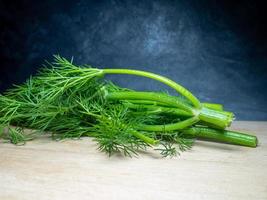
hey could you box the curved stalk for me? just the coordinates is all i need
[137,117,199,132]
[102,69,201,108]
[125,103,193,117]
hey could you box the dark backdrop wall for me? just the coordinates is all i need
[0,0,267,120]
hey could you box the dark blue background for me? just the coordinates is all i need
[1,0,267,120]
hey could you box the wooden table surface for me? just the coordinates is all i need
[0,121,266,200]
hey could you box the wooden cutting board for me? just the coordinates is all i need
[0,121,266,200]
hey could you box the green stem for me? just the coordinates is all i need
[102,69,201,108]
[137,117,199,132]
[202,103,223,111]
[123,99,171,107]
[106,91,194,114]
[182,127,258,147]
[125,103,193,117]
[130,129,158,145]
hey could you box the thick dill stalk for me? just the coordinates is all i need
[182,127,258,148]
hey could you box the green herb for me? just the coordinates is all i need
[0,55,258,157]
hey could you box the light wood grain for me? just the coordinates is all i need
[0,121,266,200]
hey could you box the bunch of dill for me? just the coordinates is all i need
[0,56,257,157]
